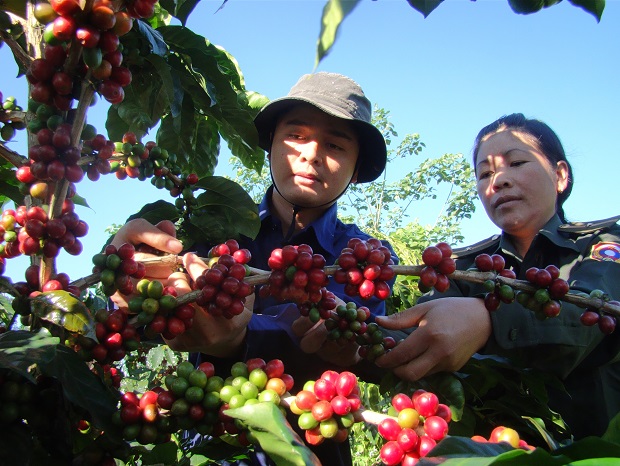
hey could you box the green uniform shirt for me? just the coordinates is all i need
[419,214,620,438]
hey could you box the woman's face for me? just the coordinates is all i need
[475,128,569,240]
[269,103,359,208]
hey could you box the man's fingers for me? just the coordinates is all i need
[299,321,328,353]
[167,272,192,294]
[113,219,183,254]
[155,220,178,239]
[291,316,316,338]
[182,253,208,281]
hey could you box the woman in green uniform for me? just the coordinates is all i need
[376,113,620,438]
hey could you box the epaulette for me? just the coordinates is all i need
[451,234,501,258]
[558,214,620,234]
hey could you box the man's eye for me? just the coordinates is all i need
[327,143,343,151]
[478,171,492,180]
[511,161,527,167]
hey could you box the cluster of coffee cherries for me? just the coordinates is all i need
[357,322,397,362]
[129,279,195,340]
[471,253,515,312]
[333,238,395,300]
[92,242,146,296]
[112,358,293,446]
[261,244,329,305]
[0,94,25,141]
[83,309,140,365]
[298,288,338,323]
[513,264,571,319]
[32,0,138,106]
[0,202,87,259]
[418,242,456,293]
[579,290,619,335]
[378,390,452,465]
[23,123,88,197]
[192,239,254,319]
[10,267,80,324]
[216,358,294,443]
[324,302,371,343]
[110,132,184,183]
[471,425,533,450]
[291,370,362,446]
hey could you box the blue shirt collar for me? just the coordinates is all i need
[258,186,339,255]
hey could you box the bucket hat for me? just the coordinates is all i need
[254,72,387,183]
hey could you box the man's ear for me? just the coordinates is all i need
[351,169,359,184]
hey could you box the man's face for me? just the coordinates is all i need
[269,103,360,208]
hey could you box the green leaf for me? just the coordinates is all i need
[125,199,180,225]
[187,176,260,243]
[188,117,219,177]
[105,104,129,142]
[603,411,620,443]
[0,330,59,382]
[315,0,361,67]
[71,193,91,209]
[507,0,561,14]
[39,345,118,429]
[30,291,97,340]
[159,0,201,25]
[0,276,18,296]
[136,441,180,465]
[0,178,24,205]
[135,19,168,56]
[225,403,321,466]
[1,0,27,17]
[406,0,445,17]
[568,0,605,21]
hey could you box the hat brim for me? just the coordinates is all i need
[254,97,387,183]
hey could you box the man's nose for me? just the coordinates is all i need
[299,141,320,162]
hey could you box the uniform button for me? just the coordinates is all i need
[509,329,518,341]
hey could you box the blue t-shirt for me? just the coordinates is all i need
[191,187,397,465]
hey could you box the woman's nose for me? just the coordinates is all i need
[492,168,512,190]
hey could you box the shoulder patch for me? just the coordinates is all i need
[558,214,620,234]
[452,235,500,258]
[590,242,620,263]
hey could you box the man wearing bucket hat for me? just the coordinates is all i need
[109,72,396,465]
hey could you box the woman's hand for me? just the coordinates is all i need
[163,253,253,357]
[374,297,492,381]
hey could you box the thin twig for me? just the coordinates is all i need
[69,254,620,318]
[0,29,32,70]
[0,142,27,167]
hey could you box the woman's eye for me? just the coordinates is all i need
[511,160,527,167]
[327,143,343,151]
[478,171,492,180]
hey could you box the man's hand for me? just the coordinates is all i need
[163,253,253,357]
[109,219,183,309]
[374,297,491,381]
[291,296,361,367]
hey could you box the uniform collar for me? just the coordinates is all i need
[258,186,339,253]
[499,214,580,256]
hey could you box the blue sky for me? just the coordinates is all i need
[1,0,619,282]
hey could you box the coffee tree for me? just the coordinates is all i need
[1,1,620,465]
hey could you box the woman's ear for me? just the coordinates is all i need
[556,160,569,192]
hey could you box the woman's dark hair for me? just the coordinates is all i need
[472,113,573,223]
